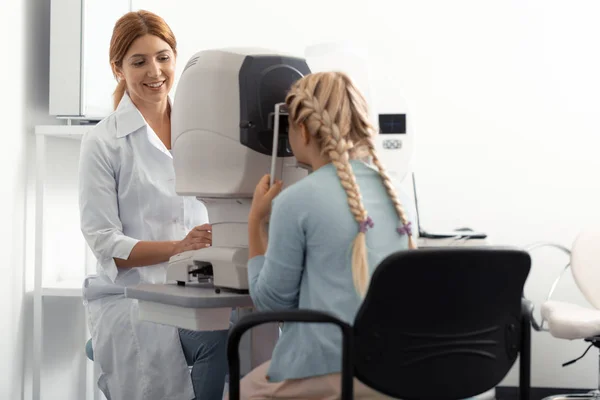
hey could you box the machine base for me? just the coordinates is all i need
[175,280,250,295]
[138,300,232,331]
[167,246,250,290]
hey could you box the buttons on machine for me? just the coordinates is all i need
[382,139,403,150]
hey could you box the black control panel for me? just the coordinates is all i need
[238,55,311,157]
[379,114,406,134]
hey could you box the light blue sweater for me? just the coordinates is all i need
[248,160,416,382]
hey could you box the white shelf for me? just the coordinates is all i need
[33,123,100,400]
[42,280,82,297]
[35,124,96,140]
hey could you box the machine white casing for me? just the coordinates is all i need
[167,46,423,289]
[372,104,415,184]
[167,48,309,290]
[172,48,291,198]
[304,42,415,184]
[304,42,488,249]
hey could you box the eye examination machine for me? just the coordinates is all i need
[163,47,450,291]
[164,47,489,291]
[166,48,311,290]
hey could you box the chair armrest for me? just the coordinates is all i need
[227,309,354,400]
[523,242,572,331]
[521,298,534,324]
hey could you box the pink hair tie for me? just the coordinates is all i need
[359,217,374,233]
[397,222,412,236]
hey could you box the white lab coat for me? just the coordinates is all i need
[79,93,209,400]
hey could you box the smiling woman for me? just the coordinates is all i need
[108,11,179,149]
[78,9,229,400]
[109,10,177,109]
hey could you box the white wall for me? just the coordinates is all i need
[358,0,600,389]
[0,0,27,397]
[0,0,91,399]
[24,0,92,395]
[16,0,600,397]
[368,0,600,389]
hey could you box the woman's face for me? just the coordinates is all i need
[116,34,176,106]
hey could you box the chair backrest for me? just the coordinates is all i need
[352,247,531,400]
[570,229,600,310]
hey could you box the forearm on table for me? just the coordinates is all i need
[114,240,177,268]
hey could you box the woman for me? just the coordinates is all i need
[79,10,228,400]
[234,71,418,399]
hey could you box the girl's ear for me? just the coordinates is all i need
[300,123,311,145]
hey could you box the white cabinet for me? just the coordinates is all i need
[49,0,131,120]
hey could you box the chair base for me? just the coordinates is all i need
[543,338,600,400]
[543,390,600,400]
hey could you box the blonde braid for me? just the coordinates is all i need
[285,73,381,297]
[341,74,418,249]
[322,117,367,224]
[295,91,365,215]
[367,140,417,249]
[342,75,377,157]
[326,126,372,297]
[303,89,372,296]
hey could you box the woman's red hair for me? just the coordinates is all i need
[109,10,177,109]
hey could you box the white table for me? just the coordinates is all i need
[125,283,279,375]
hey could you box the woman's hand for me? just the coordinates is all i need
[172,223,212,255]
[249,174,283,224]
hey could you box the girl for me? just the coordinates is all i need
[237,71,417,399]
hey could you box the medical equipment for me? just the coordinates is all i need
[304,41,415,184]
[165,46,485,293]
[303,42,489,250]
[411,173,488,247]
[166,48,311,291]
[165,47,423,291]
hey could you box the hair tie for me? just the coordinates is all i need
[359,216,374,233]
[397,222,412,236]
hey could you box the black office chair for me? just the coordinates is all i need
[227,247,532,400]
